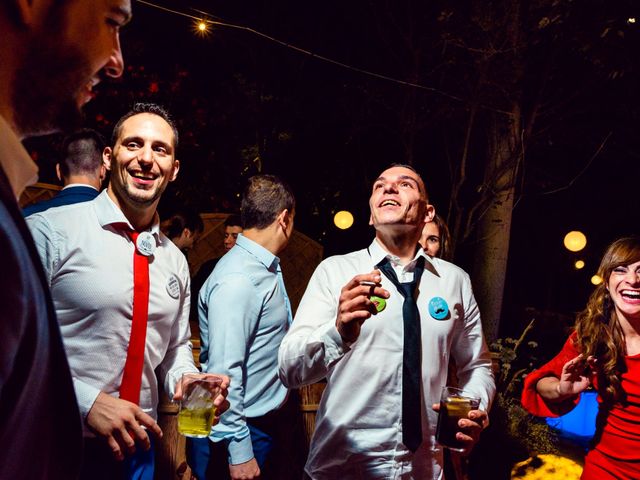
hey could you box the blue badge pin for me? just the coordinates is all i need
[428,297,449,320]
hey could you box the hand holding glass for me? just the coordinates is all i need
[177,373,222,438]
[435,386,481,452]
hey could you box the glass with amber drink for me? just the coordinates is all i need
[435,386,480,452]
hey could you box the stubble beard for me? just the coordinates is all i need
[119,177,167,211]
[12,30,91,137]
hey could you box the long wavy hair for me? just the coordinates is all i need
[575,236,640,406]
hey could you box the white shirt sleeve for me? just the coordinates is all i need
[450,272,496,411]
[27,213,103,419]
[25,213,56,286]
[157,260,198,399]
[278,259,352,388]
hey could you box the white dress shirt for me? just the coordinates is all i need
[278,238,495,480]
[27,190,197,432]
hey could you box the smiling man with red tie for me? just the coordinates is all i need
[27,103,229,480]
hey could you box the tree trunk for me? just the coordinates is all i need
[471,110,520,342]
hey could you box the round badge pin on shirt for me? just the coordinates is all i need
[166,274,180,299]
[370,296,387,313]
[136,231,156,256]
[428,296,449,320]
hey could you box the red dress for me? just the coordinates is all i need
[521,332,640,480]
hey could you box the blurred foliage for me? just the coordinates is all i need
[490,319,559,457]
[469,314,561,479]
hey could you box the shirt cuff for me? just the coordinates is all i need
[73,378,101,420]
[227,434,254,465]
[323,326,352,358]
[166,366,199,399]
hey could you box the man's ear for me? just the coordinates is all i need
[55,163,62,182]
[170,159,180,182]
[102,147,113,171]
[424,204,435,223]
[276,209,289,229]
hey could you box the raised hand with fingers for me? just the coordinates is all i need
[336,270,389,343]
[557,354,597,398]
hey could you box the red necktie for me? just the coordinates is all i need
[119,231,150,405]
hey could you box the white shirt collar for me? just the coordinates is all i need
[62,183,99,191]
[93,189,160,237]
[368,237,427,269]
[0,115,38,198]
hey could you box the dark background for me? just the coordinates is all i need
[24,0,640,340]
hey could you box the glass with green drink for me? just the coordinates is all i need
[177,373,222,438]
[435,386,480,452]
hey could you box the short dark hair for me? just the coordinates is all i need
[110,103,179,151]
[58,128,104,178]
[241,175,295,230]
[224,214,242,228]
[160,209,204,240]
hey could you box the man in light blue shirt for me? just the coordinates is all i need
[199,174,296,480]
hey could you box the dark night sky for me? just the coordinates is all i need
[26,0,640,337]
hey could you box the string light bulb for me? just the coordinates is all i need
[192,18,211,37]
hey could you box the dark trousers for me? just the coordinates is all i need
[206,392,306,480]
[79,438,155,480]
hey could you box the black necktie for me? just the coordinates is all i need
[376,255,425,452]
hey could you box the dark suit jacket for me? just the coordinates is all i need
[23,184,99,216]
[0,167,82,478]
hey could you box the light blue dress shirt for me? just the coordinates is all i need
[198,233,291,464]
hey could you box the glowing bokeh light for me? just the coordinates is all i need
[575,260,585,270]
[564,231,587,252]
[591,275,603,285]
[334,210,354,230]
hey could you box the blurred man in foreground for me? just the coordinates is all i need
[0,0,131,477]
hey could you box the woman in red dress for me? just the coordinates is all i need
[521,236,640,480]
